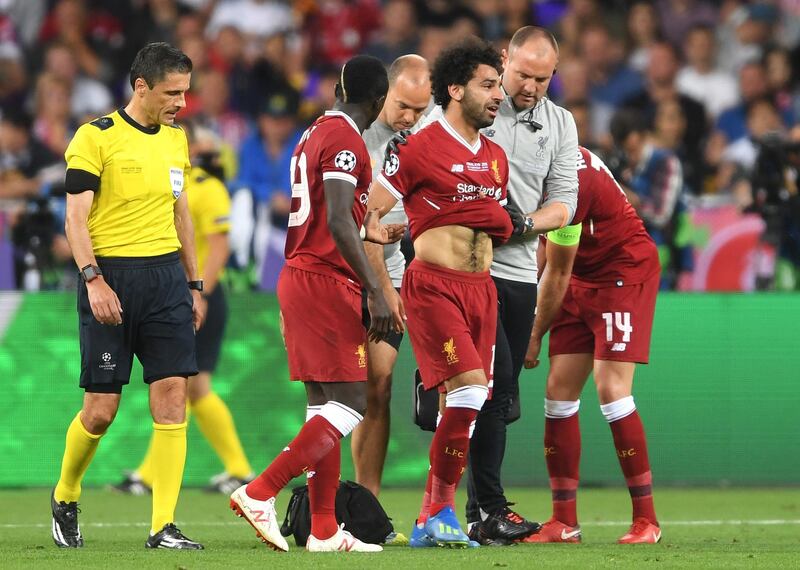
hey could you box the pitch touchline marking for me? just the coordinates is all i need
[5,519,800,529]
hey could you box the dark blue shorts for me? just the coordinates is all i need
[78,252,198,393]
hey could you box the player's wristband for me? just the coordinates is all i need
[359,225,367,240]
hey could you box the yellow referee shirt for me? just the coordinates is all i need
[186,167,231,276]
[64,109,191,257]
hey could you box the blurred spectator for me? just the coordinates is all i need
[414,0,477,28]
[611,107,686,288]
[623,41,707,193]
[0,15,26,110]
[128,0,193,47]
[655,0,717,48]
[626,1,661,72]
[676,24,739,120]
[713,61,773,143]
[364,0,419,64]
[717,2,777,73]
[566,99,599,152]
[38,0,125,83]
[303,0,382,67]
[722,98,787,178]
[42,42,113,121]
[31,73,75,157]
[418,25,452,65]
[206,0,293,42]
[556,0,605,56]
[763,46,796,119]
[0,0,46,48]
[235,89,302,219]
[580,23,644,108]
[0,109,63,200]
[194,69,249,152]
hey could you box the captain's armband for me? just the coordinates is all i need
[546,223,582,246]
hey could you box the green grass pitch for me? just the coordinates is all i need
[3,487,799,569]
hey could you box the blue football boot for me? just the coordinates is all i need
[409,520,437,548]
[424,507,470,548]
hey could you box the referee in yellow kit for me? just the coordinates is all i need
[51,43,205,550]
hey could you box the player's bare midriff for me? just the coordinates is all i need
[414,225,493,273]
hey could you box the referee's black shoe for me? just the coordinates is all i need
[473,504,541,544]
[145,523,204,550]
[51,490,83,548]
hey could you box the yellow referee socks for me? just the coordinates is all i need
[136,405,190,489]
[54,412,104,503]
[150,421,187,534]
[191,392,252,479]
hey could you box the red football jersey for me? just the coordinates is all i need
[284,111,371,287]
[377,118,513,244]
[569,147,660,287]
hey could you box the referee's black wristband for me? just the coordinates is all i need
[187,280,204,292]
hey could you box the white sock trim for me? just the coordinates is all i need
[318,401,363,437]
[544,398,580,419]
[306,405,322,422]
[600,396,636,423]
[445,384,489,411]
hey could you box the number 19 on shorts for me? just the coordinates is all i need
[602,312,632,351]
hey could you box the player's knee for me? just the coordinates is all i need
[544,398,580,419]
[599,396,636,423]
[319,400,364,436]
[81,407,117,433]
[367,374,392,411]
[445,384,489,411]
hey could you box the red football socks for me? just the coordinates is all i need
[309,439,341,540]
[417,468,433,524]
[544,414,581,527]
[246,415,342,501]
[428,407,477,517]
[609,410,658,525]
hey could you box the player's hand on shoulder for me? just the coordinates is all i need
[363,209,406,244]
[366,288,393,343]
[86,277,123,326]
[383,129,411,164]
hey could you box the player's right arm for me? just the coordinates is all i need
[524,223,581,369]
[64,123,122,326]
[324,179,401,341]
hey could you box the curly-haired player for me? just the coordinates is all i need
[368,38,514,547]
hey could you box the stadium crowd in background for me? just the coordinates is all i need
[2,0,800,291]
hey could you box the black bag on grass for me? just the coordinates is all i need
[280,480,393,547]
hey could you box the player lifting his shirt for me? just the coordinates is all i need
[229,55,405,554]
[368,38,518,548]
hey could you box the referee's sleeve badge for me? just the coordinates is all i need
[170,167,184,199]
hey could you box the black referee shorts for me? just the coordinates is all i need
[78,252,198,393]
[195,286,227,373]
[361,287,403,351]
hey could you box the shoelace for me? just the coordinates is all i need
[502,508,525,524]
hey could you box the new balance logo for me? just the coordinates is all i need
[611,343,627,352]
[451,164,464,172]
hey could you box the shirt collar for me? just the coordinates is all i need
[324,110,360,135]
[437,115,482,155]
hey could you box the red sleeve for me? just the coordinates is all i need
[319,126,367,187]
[376,140,418,200]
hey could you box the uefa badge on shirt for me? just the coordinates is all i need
[169,167,184,199]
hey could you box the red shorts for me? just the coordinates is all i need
[402,259,496,392]
[277,265,367,382]
[548,274,658,363]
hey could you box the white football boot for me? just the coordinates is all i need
[306,524,383,552]
[229,484,289,552]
